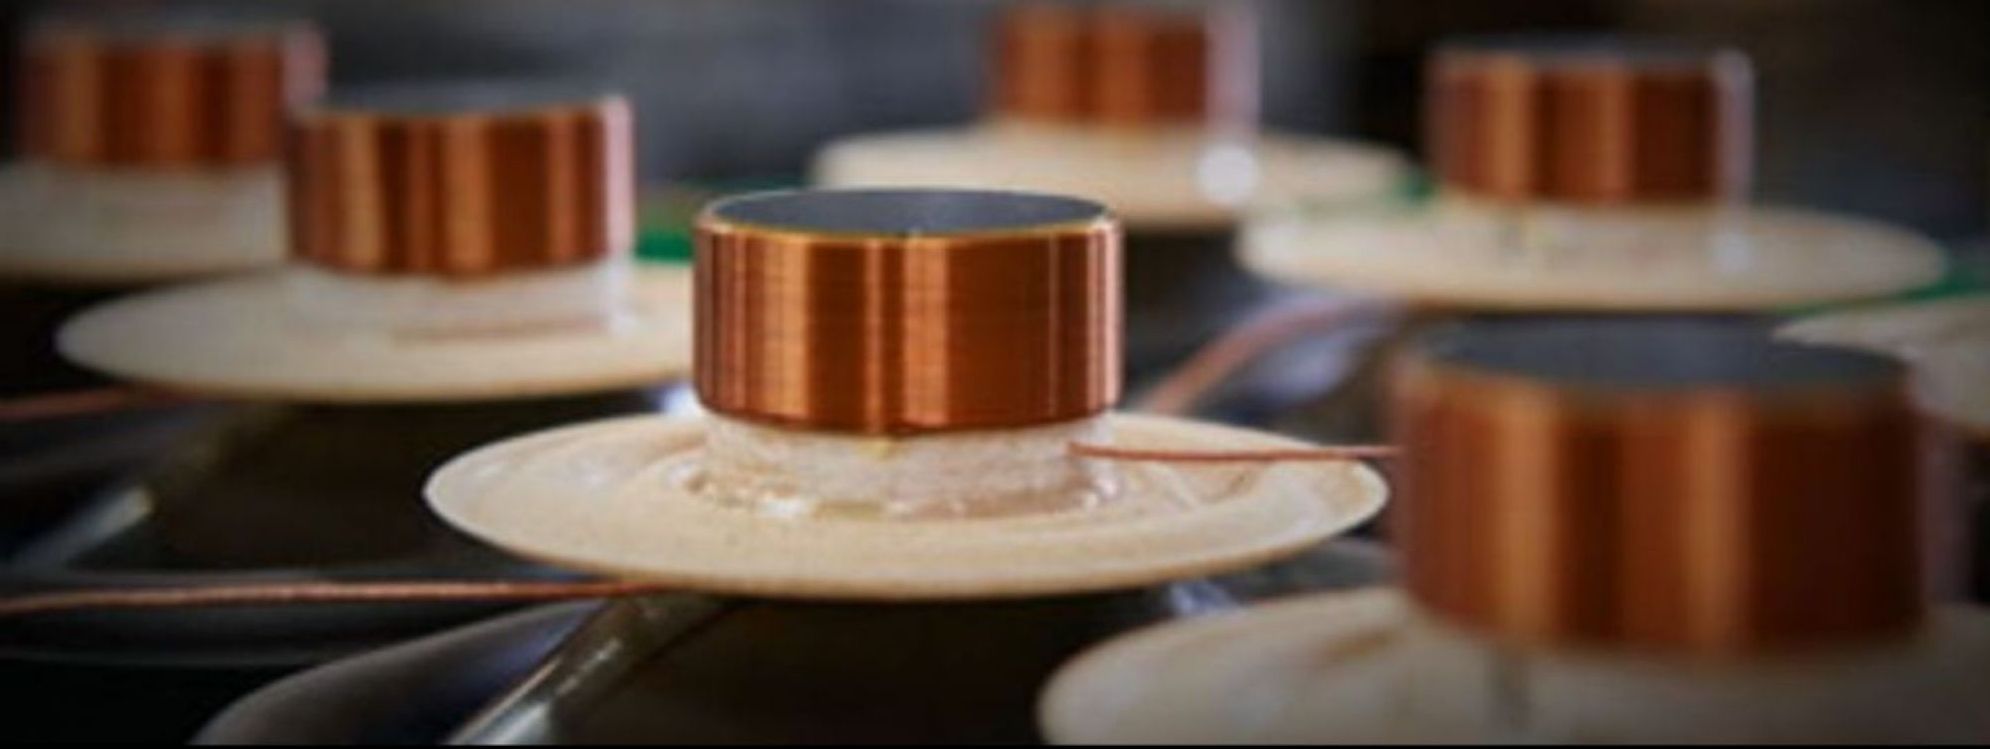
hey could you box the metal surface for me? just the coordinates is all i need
[0,286,227,552]
[447,595,733,744]
[197,602,600,744]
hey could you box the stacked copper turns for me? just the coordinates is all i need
[287,88,634,277]
[695,189,1121,435]
[1392,317,1924,656]
[18,13,326,170]
[1426,37,1753,204]
[991,3,1249,128]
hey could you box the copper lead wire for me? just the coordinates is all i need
[0,386,199,423]
[1067,442,1397,463]
[1136,296,1394,416]
[0,580,676,619]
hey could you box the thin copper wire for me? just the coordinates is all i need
[287,95,633,277]
[1138,296,1389,416]
[695,211,1121,435]
[19,19,325,169]
[0,386,200,423]
[0,580,674,619]
[1426,40,1751,204]
[1069,442,1396,463]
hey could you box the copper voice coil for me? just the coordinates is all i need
[426,189,1383,598]
[55,82,695,402]
[1042,318,1981,743]
[1238,35,1938,311]
[287,84,635,278]
[18,11,325,170]
[1426,35,1753,205]
[1393,316,1923,655]
[696,189,1122,435]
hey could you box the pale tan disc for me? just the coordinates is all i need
[0,164,286,286]
[1779,297,1990,433]
[1041,588,1990,744]
[1780,296,1990,353]
[426,413,1386,601]
[57,265,692,403]
[1242,205,1945,311]
[811,125,1409,232]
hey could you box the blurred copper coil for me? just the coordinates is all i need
[1426,36,1752,204]
[18,13,325,169]
[1391,317,1923,655]
[288,86,634,277]
[991,3,1244,127]
[695,189,1121,435]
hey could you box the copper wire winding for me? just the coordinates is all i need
[288,93,633,277]
[20,18,325,169]
[693,192,1122,435]
[992,3,1234,127]
[1427,37,1752,204]
[1394,320,1922,655]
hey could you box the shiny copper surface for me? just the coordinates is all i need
[288,93,633,277]
[18,17,324,169]
[991,4,1233,127]
[1391,321,1923,655]
[1426,38,1752,204]
[695,191,1121,435]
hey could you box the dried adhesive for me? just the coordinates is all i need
[686,414,1117,520]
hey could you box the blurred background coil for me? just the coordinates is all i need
[1391,317,1924,655]
[1426,36,1753,204]
[992,2,1251,129]
[18,13,324,169]
[286,87,634,277]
